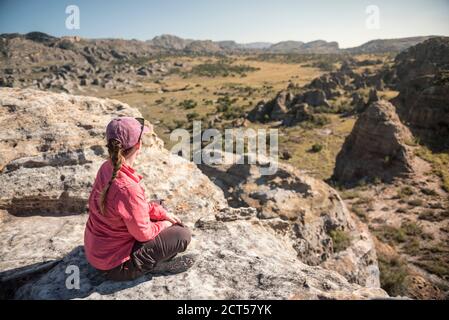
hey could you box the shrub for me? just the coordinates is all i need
[354,197,373,206]
[186,112,200,121]
[330,229,352,253]
[374,225,406,244]
[396,186,414,200]
[215,96,245,120]
[173,119,187,129]
[401,222,423,237]
[421,188,438,196]
[310,144,323,153]
[179,99,198,110]
[408,199,424,207]
[352,205,368,222]
[418,210,439,222]
[300,115,331,129]
[378,254,409,297]
[340,190,360,200]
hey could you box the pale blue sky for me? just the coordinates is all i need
[0,0,448,48]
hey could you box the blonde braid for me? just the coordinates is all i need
[99,139,125,214]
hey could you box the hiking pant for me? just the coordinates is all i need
[101,225,192,282]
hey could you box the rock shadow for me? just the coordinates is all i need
[1,246,160,300]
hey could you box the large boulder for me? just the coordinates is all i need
[247,91,294,122]
[0,88,387,299]
[270,91,294,121]
[282,103,313,127]
[332,100,416,185]
[303,89,330,108]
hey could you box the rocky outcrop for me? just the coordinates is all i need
[246,61,392,127]
[345,36,437,54]
[0,88,387,299]
[333,100,416,185]
[247,89,331,126]
[391,37,449,149]
[199,154,381,288]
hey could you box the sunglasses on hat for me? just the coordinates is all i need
[135,117,145,142]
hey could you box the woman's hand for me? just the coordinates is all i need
[165,212,183,226]
[159,220,174,229]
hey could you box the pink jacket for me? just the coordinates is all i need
[84,160,168,271]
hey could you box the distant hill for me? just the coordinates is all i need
[0,32,444,65]
[241,42,272,50]
[344,36,438,54]
[147,34,192,50]
[143,34,440,54]
[268,40,339,54]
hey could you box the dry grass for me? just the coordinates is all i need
[416,146,449,194]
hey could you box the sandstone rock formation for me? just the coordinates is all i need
[199,154,381,288]
[392,37,449,149]
[0,88,387,299]
[246,61,392,127]
[332,100,416,185]
[246,89,331,126]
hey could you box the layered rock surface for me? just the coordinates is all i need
[0,88,387,299]
[199,155,381,288]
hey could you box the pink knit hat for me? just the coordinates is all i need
[106,117,151,150]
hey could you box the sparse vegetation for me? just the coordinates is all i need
[398,186,414,198]
[215,96,245,120]
[186,112,200,121]
[300,114,331,129]
[408,199,424,207]
[414,242,449,280]
[352,205,368,222]
[330,229,352,253]
[187,61,259,78]
[374,225,407,244]
[416,147,449,193]
[178,99,198,110]
[378,254,409,297]
[340,190,360,200]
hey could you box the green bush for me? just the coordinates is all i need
[378,255,409,297]
[179,99,197,110]
[374,225,406,244]
[310,144,324,153]
[330,229,351,253]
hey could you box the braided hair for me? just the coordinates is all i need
[99,139,127,214]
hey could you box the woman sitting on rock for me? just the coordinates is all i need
[84,117,193,281]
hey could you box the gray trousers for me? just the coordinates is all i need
[101,225,192,281]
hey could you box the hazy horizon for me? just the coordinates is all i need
[1,31,446,50]
[1,0,448,48]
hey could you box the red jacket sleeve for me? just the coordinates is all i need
[115,185,168,242]
[149,202,168,221]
